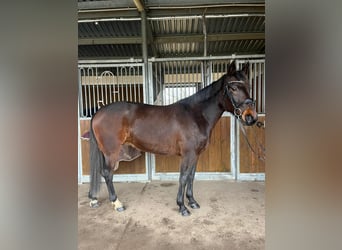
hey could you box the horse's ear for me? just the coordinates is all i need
[227,60,237,75]
[241,62,249,75]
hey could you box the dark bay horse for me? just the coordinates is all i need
[88,60,258,216]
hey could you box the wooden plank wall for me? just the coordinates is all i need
[239,116,266,173]
[155,117,231,173]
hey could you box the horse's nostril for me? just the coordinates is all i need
[245,115,256,125]
[246,115,253,123]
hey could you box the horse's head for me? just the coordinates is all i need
[223,61,258,126]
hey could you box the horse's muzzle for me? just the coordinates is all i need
[244,114,258,126]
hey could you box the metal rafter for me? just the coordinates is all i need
[79,32,264,45]
[78,3,264,20]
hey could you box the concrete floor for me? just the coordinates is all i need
[78,180,265,250]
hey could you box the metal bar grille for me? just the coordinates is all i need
[151,58,265,113]
[78,63,144,118]
[152,60,203,105]
[237,59,265,113]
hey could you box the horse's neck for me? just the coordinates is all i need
[200,92,225,129]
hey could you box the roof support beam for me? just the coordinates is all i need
[79,37,142,45]
[78,32,264,45]
[153,32,265,43]
[133,0,144,12]
[78,0,136,10]
[208,32,265,41]
[78,5,264,20]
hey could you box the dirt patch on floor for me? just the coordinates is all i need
[78,180,264,250]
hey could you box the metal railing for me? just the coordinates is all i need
[78,63,144,117]
[78,57,265,118]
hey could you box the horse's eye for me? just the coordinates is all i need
[229,86,238,91]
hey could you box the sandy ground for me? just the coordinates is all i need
[78,180,264,250]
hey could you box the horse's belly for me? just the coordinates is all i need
[127,133,181,156]
[126,108,198,156]
[126,120,181,155]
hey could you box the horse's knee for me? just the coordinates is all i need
[101,167,110,177]
[179,170,191,185]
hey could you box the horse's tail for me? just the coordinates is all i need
[88,119,104,199]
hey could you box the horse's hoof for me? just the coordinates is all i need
[90,203,100,208]
[189,202,200,209]
[116,206,125,212]
[89,200,100,208]
[111,199,125,212]
[180,208,191,216]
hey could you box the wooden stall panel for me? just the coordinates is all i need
[80,120,91,175]
[239,116,265,173]
[80,119,146,175]
[155,117,231,173]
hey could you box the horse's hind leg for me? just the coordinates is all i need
[102,154,125,212]
[101,145,141,212]
[102,167,125,212]
[186,164,200,209]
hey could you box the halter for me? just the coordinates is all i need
[224,80,256,120]
[225,80,265,161]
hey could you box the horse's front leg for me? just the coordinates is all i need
[177,154,197,216]
[177,172,190,216]
[186,164,200,209]
[102,167,125,212]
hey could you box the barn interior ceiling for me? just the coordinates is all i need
[78,0,265,60]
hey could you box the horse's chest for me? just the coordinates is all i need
[183,123,210,151]
[197,133,210,152]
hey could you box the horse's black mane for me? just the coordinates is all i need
[177,74,225,106]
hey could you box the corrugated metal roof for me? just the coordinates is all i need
[206,16,264,33]
[78,1,265,59]
[153,42,203,57]
[207,40,264,56]
[79,44,144,58]
[150,18,203,35]
[79,21,141,38]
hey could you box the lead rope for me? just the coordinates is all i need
[237,119,266,162]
